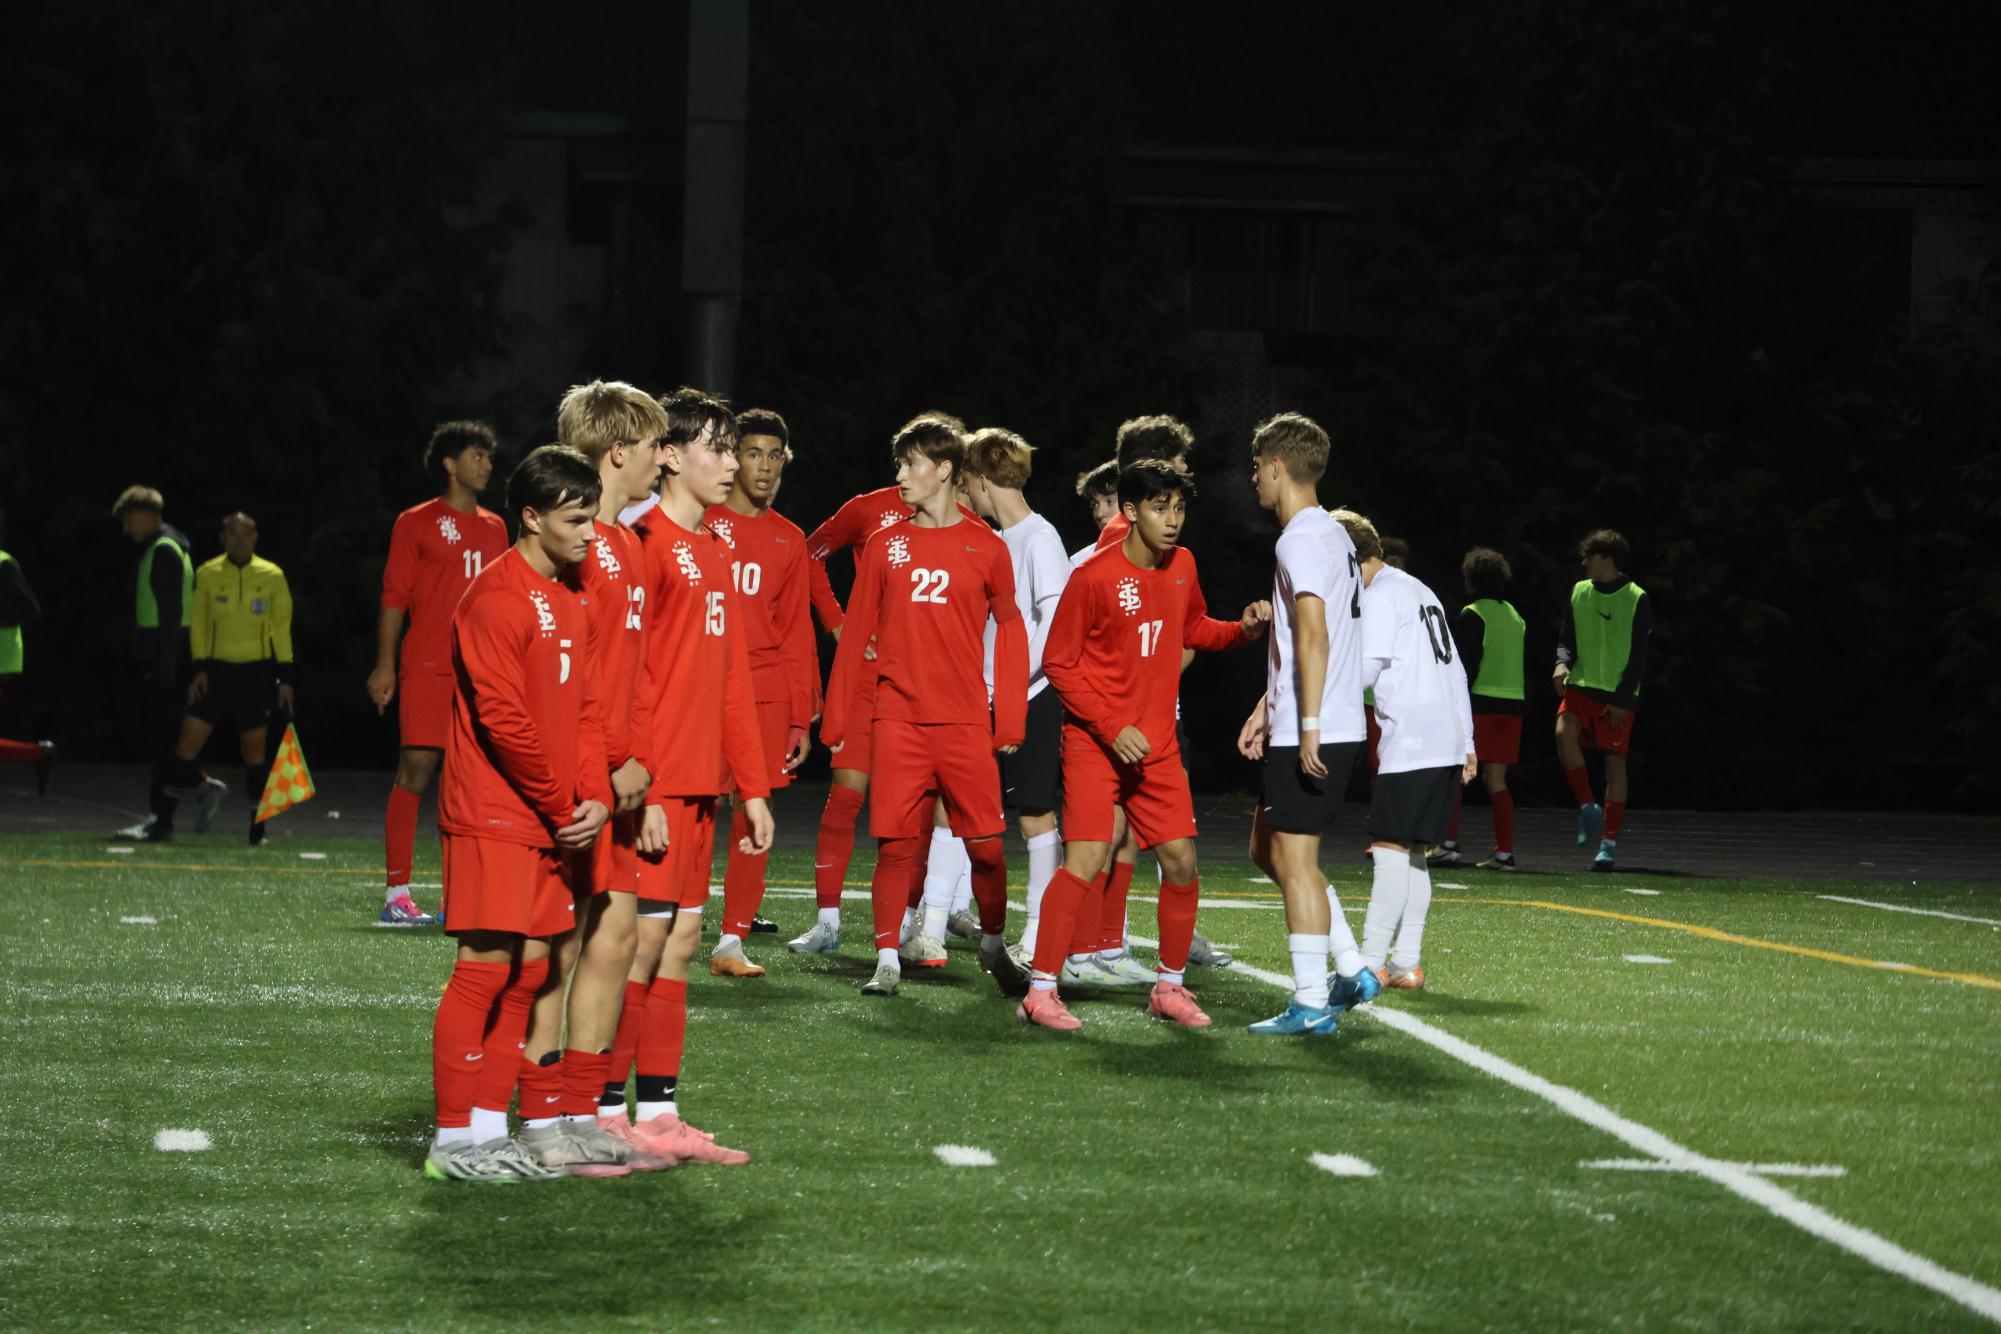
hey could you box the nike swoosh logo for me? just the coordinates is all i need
[1596,611,1613,620]
[814,862,834,869]
[462,1053,482,1063]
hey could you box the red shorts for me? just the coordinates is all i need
[826,674,877,774]
[1059,723,1197,850]
[754,697,795,791]
[1472,712,1523,765]
[1560,689,1636,754]
[439,834,577,938]
[636,796,718,913]
[581,809,642,897]
[398,672,453,750]
[869,719,1004,840]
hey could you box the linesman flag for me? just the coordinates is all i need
[256,722,317,822]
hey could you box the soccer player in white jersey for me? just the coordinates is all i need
[1234,416,1382,1034]
[1333,509,1477,990]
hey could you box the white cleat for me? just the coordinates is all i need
[787,921,841,955]
[898,934,949,970]
[1094,950,1157,986]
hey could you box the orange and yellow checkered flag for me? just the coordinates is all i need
[256,722,316,822]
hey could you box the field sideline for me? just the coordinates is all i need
[4,828,1999,1330]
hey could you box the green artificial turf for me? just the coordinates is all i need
[3,831,1998,1331]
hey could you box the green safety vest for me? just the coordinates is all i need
[0,551,20,674]
[135,534,194,630]
[1568,579,1644,697]
[1465,598,1525,700]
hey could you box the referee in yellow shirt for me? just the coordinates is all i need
[174,512,296,844]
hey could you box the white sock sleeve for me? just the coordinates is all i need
[1360,846,1409,968]
[1391,851,1433,969]
[1325,881,1365,977]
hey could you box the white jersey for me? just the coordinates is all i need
[618,493,661,527]
[983,511,1071,698]
[1359,565,1475,775]
[1266,507,1365,747]
[1069,541,1095,569]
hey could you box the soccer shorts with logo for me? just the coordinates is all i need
[398,671,454,750]
[440,834,578,937]
[999,688,1063,813]
[1368,766,1460,847]
[754,697,795,791]
[186,660,276,735]
[1261,741,1362,835]
[1472,710,1523,764]
[869,719,1005,840]
[1558,688,1635,755]
[637,796,718,915]
[1059,722,1197,849]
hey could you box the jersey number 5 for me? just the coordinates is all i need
[1136,618,1165,656]
[910,568,951,603]
[1419,604,1454,664]
[705,590,726,636]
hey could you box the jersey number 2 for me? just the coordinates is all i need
[910,568,950,603]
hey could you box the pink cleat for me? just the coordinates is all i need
[1017,987,1082,1030]
[1147,981,1212,1028]
[630,1113,750,1165]
[596,1113,680,1170]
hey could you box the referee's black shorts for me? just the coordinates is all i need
[187,660,277,735]
[1000,688,1063,813]
[1261,740,1361,835]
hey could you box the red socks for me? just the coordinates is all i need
[1564,764,1595,807]
[385,784,420,890]
[1491,790,1516,855]
[636,977,688,1081]
[517,1050,564,1122]
[869,836,922,948]
[604,979,648,1100]
[815,785,865,909]
[1604,801,1626,841]
[467,956,547,1117]
[0,738,40,763]
[966,837,1009,936]
[560,1048,611,1118]
[720,805,765,938]
[1069,869,1107,955]
[431,960,511,1128]
[1156,877,1199,974]
[1099,860,1135,952]
[1031,868,1091,976]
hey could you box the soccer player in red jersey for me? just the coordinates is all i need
[423,446,611,1183]
[368,422,509,926]
[1090,415,1195,553]
[704,408,816,976]
[597,387,770,1167]
[1029,462,1270,1029]
[822,413,1034,999]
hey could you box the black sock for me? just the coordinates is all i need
[245,762,270,803]
[636,1075,678,1104]
[600,1083,627,1109]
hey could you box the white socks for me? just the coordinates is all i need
[1325,882,1366,977]
[635,1099,677,1122]
[470,1106,508,1144]
[818,907,840,929]
[1391,852,1432,969]
[715,931,743,952]
[1360,845,1409,968]
[921,828,968,937]
[1021,829,1061,951]
[876,946,900,972]
[1289,933,1331,1008]
[434,1125,474,1149]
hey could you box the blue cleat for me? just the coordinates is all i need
[1577,801,1604,846]
[1247,1000,1340,1036]
[1328,966,1384,1014]
[1592,839,1617,872]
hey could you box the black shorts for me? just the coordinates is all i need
[1261,741,1361,835]
[1368,765,1461,847]
[187,660,277,735]
[1000,688,1063,812]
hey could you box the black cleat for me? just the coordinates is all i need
[748,915,779,935]
[33,741,56,797]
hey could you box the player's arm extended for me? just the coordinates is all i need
[458,602,570,829]
[1181,567,1253,652]
[821,539,883,748]
[1040,580,1124,746]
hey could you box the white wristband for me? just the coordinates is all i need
[1300,717,1319,730]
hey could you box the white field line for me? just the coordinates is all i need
[1310,1152,1378,1177]
[154,1129,211,1152]
[1584,1158,1848,1179]
[119,915,158,925]
[1126,933,2001,1324]
[1622,887,1661,896]
[1818,895,2001,928]
[933,1144,995,1167]
[298,852,328,861]
[1623,955,1674,964]
[105,847,135,856]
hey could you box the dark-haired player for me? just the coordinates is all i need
[1091,415,1194,553]
[1555,529,1651,871]
[1235,415,1379,1036]
[599,387,768,1167]
[111,485,207,842]
[368,422,508,926]
[423,445,611,1183]
[1029,461,1269,1029]
[823,413,1032,999]
[1431,548,1526,870]
[706,408,816,975]
[1071,460,1121,563]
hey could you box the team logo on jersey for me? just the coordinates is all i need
[437,516,462,544]
[529,589,556,637]
[592,536,623,578]
[709,518,736,549]
[1117,576,1143,616]
[673,541,703,584]
[885,535,911,568]
[877,510,903,531]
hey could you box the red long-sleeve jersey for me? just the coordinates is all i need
[805,486,910,634]
[1093,512,1131,552]
[1042,543,1249,751]
[824,516,1029,749]
[630,506,771,802]
[439,549,612,846]
[703,504,817,728]
[381,498,509,677]
[576,519,648,774]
